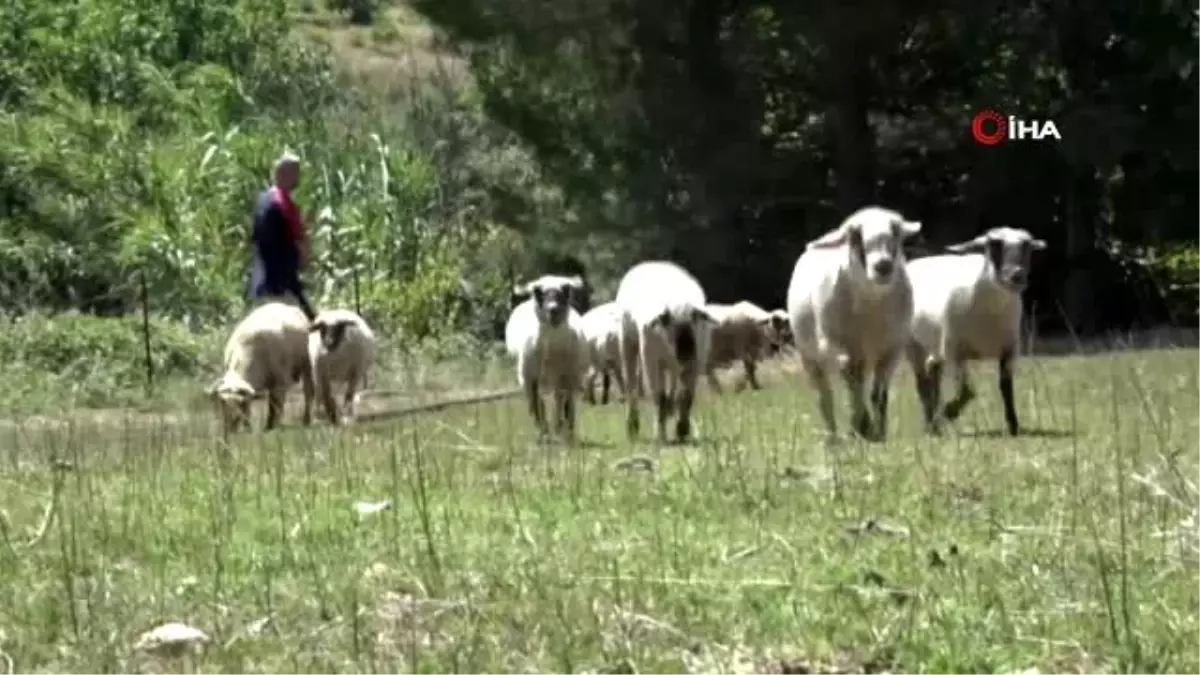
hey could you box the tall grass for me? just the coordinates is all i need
[0,347,1194,673]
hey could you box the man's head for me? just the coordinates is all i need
[273,152,301,191]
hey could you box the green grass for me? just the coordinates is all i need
[0,348,1196,673]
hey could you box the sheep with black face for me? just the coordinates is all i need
[504,275,589,442]
[308,308,375,426]
[906,226,1047,436]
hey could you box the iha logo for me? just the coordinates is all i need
[971,109,1062,145]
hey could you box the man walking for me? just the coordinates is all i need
[247,152,318,321]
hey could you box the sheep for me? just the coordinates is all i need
[615,261,716,443]
[703,301,780,392]
[206,301,314,433]
[511,274,591,316]
[786,206,923,441]
[504,275,590,441]
[579,301,628,405]
[308,308,376,426]
[906,226,1047,436]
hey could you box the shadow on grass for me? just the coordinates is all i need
[958,427,1075,439]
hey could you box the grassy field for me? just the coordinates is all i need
[0,346,1196,674]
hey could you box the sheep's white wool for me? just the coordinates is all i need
[786,205,922,440]
[615,261,715,443]
[207,302,314,433]
[579,302,626,404]
[308,308,376,425]
[906,226,1047,436]
[506,275,590,441]
[134,622,210,658]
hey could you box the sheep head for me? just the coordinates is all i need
[206,373,256,432]
[310,317,353,352]
[945,227,1047,292]
[527,275,578,327]
[652,306,715,363]
[807,206,922,288]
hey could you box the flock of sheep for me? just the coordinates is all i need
[204,205,1046,445]
[503,206,1045,444]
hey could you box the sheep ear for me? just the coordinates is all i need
[566,275,585,289]
[691,307,716,325]
[654,308,673,328]
[945,234,990,253]
[1030,238,1047,251]
[806,225,851,251]
[308,319,325,333]
[895,219,922,238]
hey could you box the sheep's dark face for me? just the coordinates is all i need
[766,312,793,351]
[312,320,351,352]
[948,227,1047,293]
[533,282,572,326]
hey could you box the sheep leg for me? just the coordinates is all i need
[300,363,315,426]
[743,357,762,390]
[941,361,975,423]
[868,350,901,441]
[622,334,641,439]
[583,368,598,405]
[907,343,942,434]
[645,361,670,443]
[675,360,699,442]
[526,381,548,436]
[561,385,578,444]
[611,362,627,401]
[601,368,611,405]
[802,355,838,438]
[705,364,725,394]
[265,389,285,431]
[840,358,872,439]
[998,349,1020,436]
[342,370,361,423]
[320,377,341,426]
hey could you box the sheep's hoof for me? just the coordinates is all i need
[850,414,873,439]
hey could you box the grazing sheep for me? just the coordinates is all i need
[206,301,314,433]
[504,275,590,441]
[511,274,591,315]
[786,206,923,441]
[906,226,1047,436]
[704,301,779,392]
[615,261,716,443]
[308,308,376,426]
[579,302,627,405]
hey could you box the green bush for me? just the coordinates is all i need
[0,312,219,411]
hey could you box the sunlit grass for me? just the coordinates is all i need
[0,347,1196,673]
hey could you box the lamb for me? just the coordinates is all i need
[504,275,590,441]
[703,301,780,392]
[308,308,376,426]
[615,261,716,443]
[906,226,1047,436]
[206,301,314,433]
[786,206,923,441]
[579,302,627,405]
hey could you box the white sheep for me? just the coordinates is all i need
[906,226,1047,436]
[615,261,716,443]
[504,275,590,441]
[579,301,627,405]
[308,308,376,426]
[704,301,779,392]
[206,301,314,433]
[786,206,923,441]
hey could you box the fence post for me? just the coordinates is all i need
[139,267,155,396]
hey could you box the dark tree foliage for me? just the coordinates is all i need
[413,0,1199,332]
